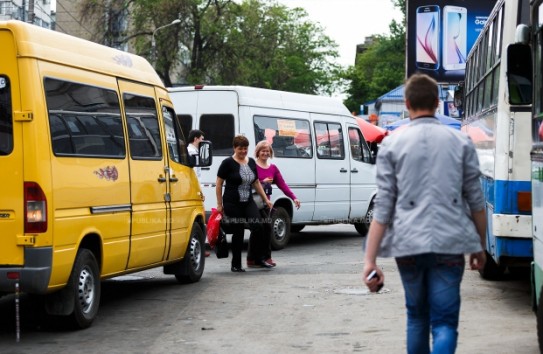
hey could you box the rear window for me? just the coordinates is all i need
[0,76,13,155]
[200,114,235,156]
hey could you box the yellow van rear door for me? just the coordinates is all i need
[118,80,168,268]
[0,29,24,265]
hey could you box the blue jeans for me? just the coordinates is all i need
[395,253,465,354]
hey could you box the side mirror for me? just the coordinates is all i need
[195,140,213,167]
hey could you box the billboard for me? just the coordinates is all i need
[406,0,497,83]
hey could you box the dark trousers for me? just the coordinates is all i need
[223,200,267,268]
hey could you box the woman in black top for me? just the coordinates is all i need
[216,135,273,272]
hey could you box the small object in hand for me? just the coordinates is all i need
[366,269,384,292]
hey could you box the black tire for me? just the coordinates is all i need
[354,202,374,236]
[290,224,305,233]
[67,249,101,329]
[537,286,543,352]
[478,250,505,280]
[174,223,205,284]
[270,207,291,250]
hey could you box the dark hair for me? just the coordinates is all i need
[188,129,204,144]
[404,73,439,111]
[233,135,249,148]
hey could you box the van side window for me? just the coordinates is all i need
[200,114,234,156]
[44,78,125,157]
[124,94,162,160]
[0,76,13,155]
[315,122,344,159]
[348,127,372,163]
[164,106,189,165]
[253,116,312,158]
[176,114,192,141]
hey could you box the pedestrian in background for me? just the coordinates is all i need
[215,135,273,272]
[363,73,487,354]
[187,129,205,179]
[187,129,210,256]
[249,140,300,268]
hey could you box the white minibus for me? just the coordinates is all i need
[169,85,377,249]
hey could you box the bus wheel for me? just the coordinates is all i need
[538,285,543,352]
[67,249,101,329]
[270,207,291,251]
[173,222,205,284]
[478,251,505,280]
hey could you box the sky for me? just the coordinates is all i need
[275,0,404,67]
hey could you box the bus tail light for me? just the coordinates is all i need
[24,182,47,233]
[517,191,531,213]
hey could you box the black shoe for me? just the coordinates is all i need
[231,266,246,272]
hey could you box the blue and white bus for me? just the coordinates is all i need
[525,0,543,348]
[460,0,532,279]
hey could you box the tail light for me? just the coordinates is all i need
[24,182,47,233]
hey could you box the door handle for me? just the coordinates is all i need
[340,168,348,173]
[170,176,179,182]
[351,168,358,173]
[158,175,167,183]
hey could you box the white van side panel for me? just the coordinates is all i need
[244,106,315,222]
[312,113,350,220]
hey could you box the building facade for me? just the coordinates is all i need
[0,0,53,28]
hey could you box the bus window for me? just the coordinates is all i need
[0,76,13,155]
[507,43,532,105]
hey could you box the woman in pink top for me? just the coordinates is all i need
[247,140,301,268]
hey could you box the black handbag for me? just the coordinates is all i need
[215,227,229,259]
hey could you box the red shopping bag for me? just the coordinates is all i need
[206,208,222,248]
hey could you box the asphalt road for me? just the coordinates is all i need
[0,224,538,353]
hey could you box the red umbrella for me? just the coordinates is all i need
[356,118,388,143]
[461,126,493,143]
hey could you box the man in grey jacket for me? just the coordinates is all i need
[363,73,487,354]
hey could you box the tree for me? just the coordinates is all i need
[343,0,406,114]
[78,0,341,94]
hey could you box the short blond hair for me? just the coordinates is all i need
[254,140,274,158]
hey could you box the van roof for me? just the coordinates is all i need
[1,20,163,87]
[168,85,352,116]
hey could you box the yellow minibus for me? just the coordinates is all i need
[0,20,211,328]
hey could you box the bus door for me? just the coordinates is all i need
[118,80,168,268]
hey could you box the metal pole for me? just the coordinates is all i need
[152,19,182,64]
[15,282,20,342]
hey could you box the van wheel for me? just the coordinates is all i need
[538,285,543,352]
[478,251,505,280]
[354,202,374,236]
[67,249,101,329]
[270,207,291,250]
[354,222,368,235]
[174,223,205,284]
[290,224,305,233]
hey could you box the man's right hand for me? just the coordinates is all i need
[469,251,486,270]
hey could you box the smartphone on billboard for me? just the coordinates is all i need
[416,5,440,70]
[442,6,467,71]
